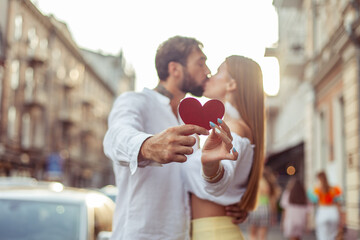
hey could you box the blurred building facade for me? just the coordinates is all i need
[0,0,135,188]
[266,0,359,237]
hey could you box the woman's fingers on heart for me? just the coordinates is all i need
[208,121,235,153]
[230,149,238,160]
[209,121,226,136]
[215,128,232,145]
[217,118,232,141]
[217,130,233,151]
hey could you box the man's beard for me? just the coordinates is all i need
[180,68,205,97]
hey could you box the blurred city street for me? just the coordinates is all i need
[239,223,317,240]
[0,0,360,239]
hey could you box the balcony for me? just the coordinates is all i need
[59,108,81,124]
[63,68,81,89]
[81,96,94,106]
[23,93,46,109]
[26,50,47,67]
[63,77,78,89]
[265,46,278,57]
[85,154,98,165]
[265,96,280,116]
[69,147,81,161]
[81,122,96,135]
[273,0,302,9]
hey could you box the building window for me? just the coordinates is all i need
[39,38,48,60]
[27,28,38,52]
[70,68,79,81]
[8,106,16,139]
[39,39,48,51]
[333,96,346,200]
[34,110,44,148]
[52,48,61,60]
[319,111,329,168]
[10,60,20,90]
[56,66,66,80]
[14,15,23,41]
[37,74,45,93]
[21,113,31,148]
[24,67,34,101]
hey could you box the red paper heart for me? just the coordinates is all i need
[178,97,225,130]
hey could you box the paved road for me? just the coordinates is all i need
[239,223,317,240]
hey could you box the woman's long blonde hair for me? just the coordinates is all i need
[225,55,265,211]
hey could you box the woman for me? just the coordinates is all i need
[247,167,280,240]
[280,178,310,240]
[183,55,265,240]
[308,171,342,240]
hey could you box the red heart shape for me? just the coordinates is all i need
[178,97,225,130]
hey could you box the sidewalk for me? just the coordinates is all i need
[239,223,317,240]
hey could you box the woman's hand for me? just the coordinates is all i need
[201,119,238,166]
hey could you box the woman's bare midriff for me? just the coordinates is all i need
[191,194,226,219]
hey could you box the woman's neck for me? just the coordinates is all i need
[224,101,241,120]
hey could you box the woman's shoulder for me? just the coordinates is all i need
[227,119,253,144]
[331,186,342,195]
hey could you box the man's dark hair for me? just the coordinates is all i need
[155,36,203,81]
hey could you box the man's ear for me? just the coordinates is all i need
[226,78,237,92]
[168,62,182,77]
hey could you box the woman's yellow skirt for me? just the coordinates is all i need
[191,216,244,240]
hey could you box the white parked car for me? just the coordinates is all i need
[0,182,115,240]
[100,185,117,202]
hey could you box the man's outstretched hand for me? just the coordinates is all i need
[226,204,248,224]
[139,125,209,164]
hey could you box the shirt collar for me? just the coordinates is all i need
[143,87,170,105]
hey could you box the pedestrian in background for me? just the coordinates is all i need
[307,171,342,240]
[247,167,281,240]
[280,178,310,240]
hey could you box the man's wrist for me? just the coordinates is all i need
[138,138,164,167]
[138,137,152,163]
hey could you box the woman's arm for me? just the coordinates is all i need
[182,120,253,204]
[201,120,237,183]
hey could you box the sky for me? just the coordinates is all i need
[33,0,280,95]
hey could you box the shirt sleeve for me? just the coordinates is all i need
[103,92,154,175]
[333,186,342,203]
[307,188,319,204]
[181,136,253,205]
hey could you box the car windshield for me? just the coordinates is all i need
[0,199,81,240]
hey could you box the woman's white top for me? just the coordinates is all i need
[183,132,255,205]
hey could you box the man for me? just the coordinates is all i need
[103,36,245,240]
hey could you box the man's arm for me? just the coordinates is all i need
[139,124,209,164]
[225,204,248,224]
[103,92,209,174]
[103,92,153,174]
